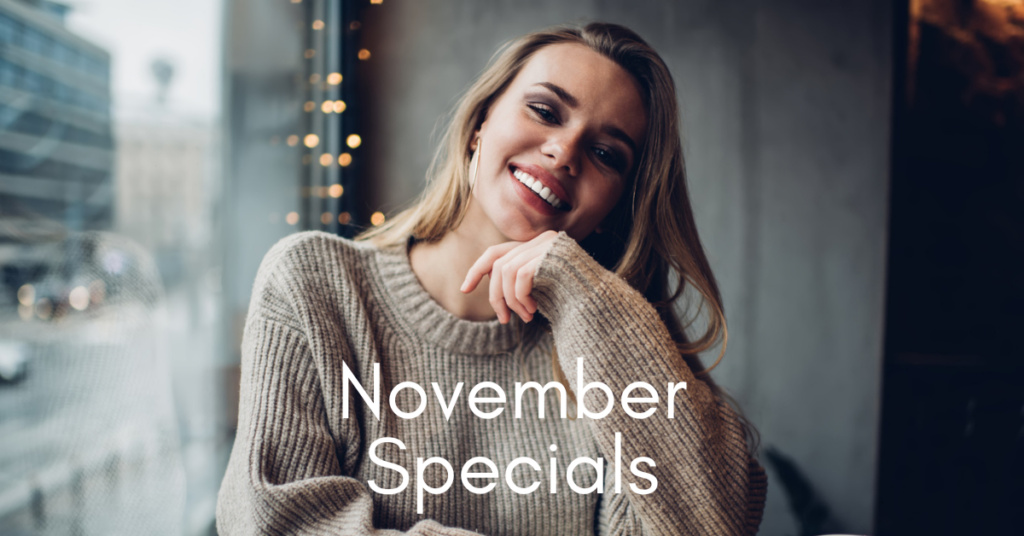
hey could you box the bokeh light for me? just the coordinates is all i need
[69,286,90,311]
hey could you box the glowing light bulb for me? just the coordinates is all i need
[286,212,299,225]
[346,134,361,148]
[327,72,342,85]
[333,100,346,113]
[319,153,333,166]
[304,134,319,148]
[329,184,343,197]
[370,211,385,226]
[358,49,371,60]
[338,152,352,167]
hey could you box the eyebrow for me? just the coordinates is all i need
[534,81,640,161]
[535,82,578,108]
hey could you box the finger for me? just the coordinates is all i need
[462,242,520,293]
[514,257,541,314]
[504,243,547,314]
[488,256,512,323]
[501,258,532,323]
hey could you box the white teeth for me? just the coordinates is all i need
[513,169,565,209]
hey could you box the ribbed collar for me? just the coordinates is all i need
[372,237,524,355]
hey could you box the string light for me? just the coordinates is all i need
[312,20,324,30]
[338,212,351,225]
[309,73,320,84]
[321,212,332,224]
[286,212,299,225]
[358,49,371,60]
[333,100,346,113]
[329,184,343,197]
[338,153,352,167]
[321,100,334,113]
[327,72,342,85]
[304,49,315,59]
[303,101,315,112]
[346,134,361,148]
[370,0,382,4]
[304,134,319,148]
[287,135,299,146]
[319,153,333,166]
[370,212,385,226]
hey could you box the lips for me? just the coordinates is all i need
[509,163,571,211]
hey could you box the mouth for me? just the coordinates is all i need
[510,165,571,211]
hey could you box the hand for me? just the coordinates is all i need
[460,230,560,324]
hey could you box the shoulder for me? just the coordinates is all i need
[257,231,381,285]
[250,231,387,322]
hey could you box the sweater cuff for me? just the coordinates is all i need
[533,231,629,325]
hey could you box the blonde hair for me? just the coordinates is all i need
[358,22,755,448]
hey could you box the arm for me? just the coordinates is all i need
[529,232,766,536]
[216,237,482,536]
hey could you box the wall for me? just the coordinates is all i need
[359,1,892,533]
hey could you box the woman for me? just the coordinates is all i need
[217,22,766,536]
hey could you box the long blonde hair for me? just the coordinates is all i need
[358,22,755,449]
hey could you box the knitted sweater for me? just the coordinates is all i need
[216,230,767,536]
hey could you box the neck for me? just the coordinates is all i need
[408,200,508,321]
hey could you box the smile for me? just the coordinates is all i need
[512,168,567,210]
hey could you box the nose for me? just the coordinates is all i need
[541,130,582,178]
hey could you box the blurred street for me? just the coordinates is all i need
[0,285,223,535]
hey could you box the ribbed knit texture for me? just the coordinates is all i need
[216,231,767,536]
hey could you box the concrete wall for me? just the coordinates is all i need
[359,1,892,533]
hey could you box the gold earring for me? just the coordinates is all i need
[469,138,482,188]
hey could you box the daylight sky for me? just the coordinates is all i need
[64,0,224,120]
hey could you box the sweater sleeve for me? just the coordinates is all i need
[531,232,768,536]
[216,238,483,536]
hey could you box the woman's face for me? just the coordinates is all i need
[472,43,647,242]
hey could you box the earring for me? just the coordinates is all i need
[469,137,482,188]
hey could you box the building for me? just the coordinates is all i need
[0,0,113,236]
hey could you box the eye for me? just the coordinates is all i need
[527,103,559,124]
[593,146,624,171]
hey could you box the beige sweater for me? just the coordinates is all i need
[216,230,767,536]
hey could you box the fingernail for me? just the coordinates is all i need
[460,281,467,292]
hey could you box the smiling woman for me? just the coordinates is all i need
[217,22,767,536]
